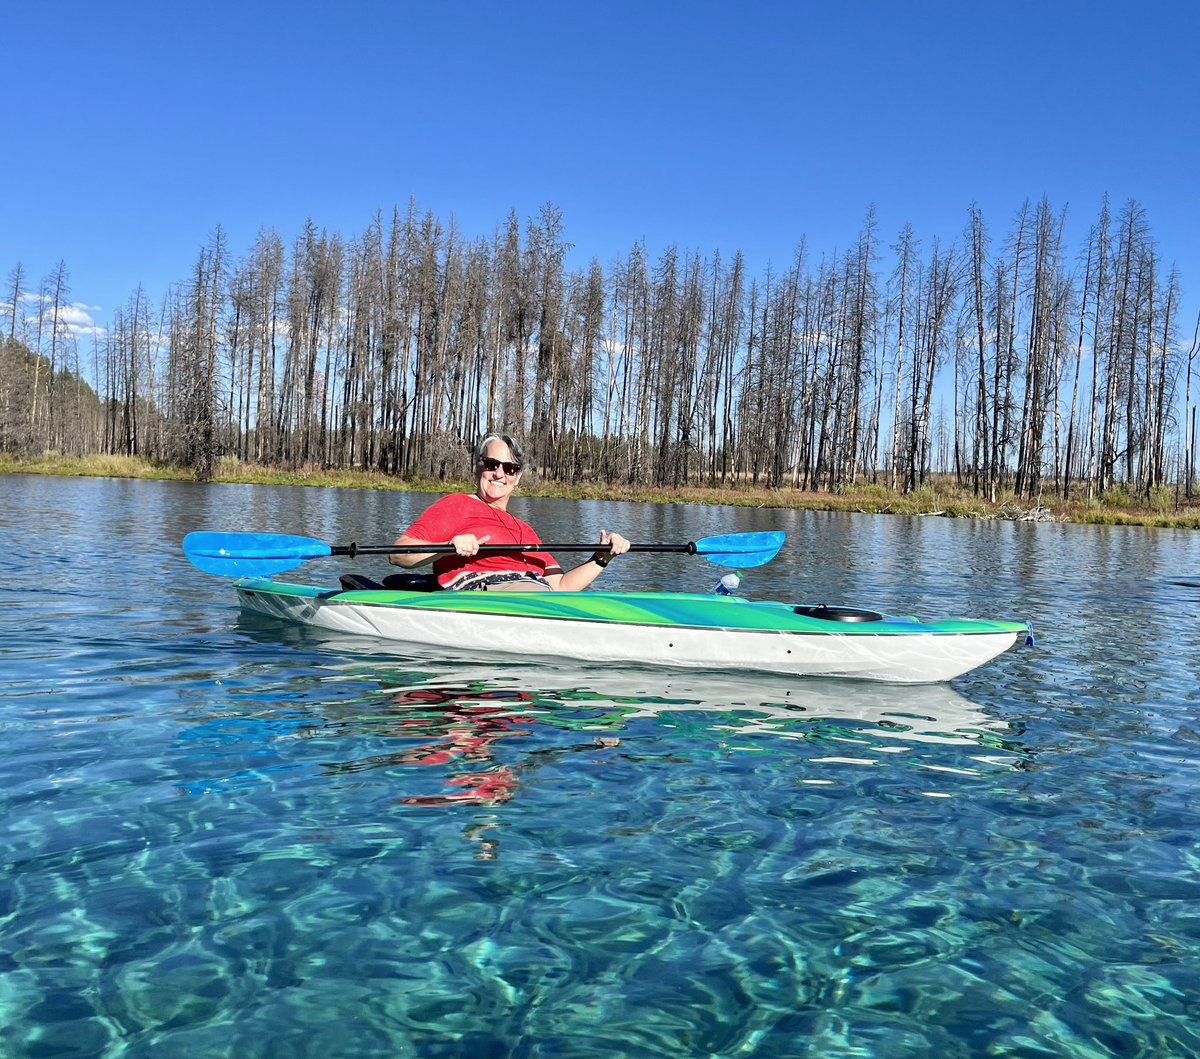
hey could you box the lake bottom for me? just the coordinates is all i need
[4,626,1199,1058]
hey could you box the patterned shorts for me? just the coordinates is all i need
[447,571,553,592]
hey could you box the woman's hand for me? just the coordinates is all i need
[600,530,630,557]
[451,533,490,557]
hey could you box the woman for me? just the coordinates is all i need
[389,432,630,591]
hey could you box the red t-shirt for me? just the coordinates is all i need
[403,493,563,587]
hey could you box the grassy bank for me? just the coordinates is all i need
[4,452,1199,529]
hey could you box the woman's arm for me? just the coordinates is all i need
[388,532,491,568]
[547,531,630,591]
[388,533,436,568]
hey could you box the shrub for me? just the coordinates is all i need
[1099,484,1136,510]
[909,485,941,512]
[1147,485,1174,514]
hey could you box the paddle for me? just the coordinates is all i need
[182,530,786,578]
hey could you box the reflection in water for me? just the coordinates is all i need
[326,686,535,808]
[178,617,1028,816]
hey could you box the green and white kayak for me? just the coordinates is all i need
[234,578,1030,683]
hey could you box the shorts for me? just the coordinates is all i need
[447,571,553,592]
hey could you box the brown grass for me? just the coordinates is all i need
[4,453,1199,529]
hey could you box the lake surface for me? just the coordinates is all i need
[2,473,1199,1058]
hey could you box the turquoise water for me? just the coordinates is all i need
[3,475,1200,1057]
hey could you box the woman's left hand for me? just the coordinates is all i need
[600,530,630,557]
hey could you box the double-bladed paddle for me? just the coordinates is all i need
[182,530,786,578]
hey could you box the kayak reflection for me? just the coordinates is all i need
[215,617,1025,810]
[310,661,1018,807]
[362,664,1006,746]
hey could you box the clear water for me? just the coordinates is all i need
[2,474,1199,1058]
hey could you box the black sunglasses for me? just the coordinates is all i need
[480,456,521,475]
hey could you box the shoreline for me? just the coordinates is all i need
[3,453,1199,530]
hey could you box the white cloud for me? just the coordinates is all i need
[56,304,99,327]
[9,295,106,338]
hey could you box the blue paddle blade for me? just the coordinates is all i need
[182,532,332,577]
[693,531,785,568]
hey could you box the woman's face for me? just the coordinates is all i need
[476,440,522,506]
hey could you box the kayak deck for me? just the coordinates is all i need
[234,579,1028,683]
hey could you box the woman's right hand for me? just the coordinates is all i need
[451,533,491,557]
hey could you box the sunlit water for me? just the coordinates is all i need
[2,474,1199,1058]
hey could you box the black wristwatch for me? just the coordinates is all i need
[591,551,611,568]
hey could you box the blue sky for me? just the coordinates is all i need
[3,0,1198,348]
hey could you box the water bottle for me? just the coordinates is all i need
[713,572,742,596]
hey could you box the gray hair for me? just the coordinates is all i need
[473,432,525,468]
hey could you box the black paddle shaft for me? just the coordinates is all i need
[329,542,697,558]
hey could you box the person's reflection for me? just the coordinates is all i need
[320,680,633,815]
[377,686,535,807]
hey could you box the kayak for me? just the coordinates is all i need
[233,578,1030,683]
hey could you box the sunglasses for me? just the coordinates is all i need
[480,457,521,475]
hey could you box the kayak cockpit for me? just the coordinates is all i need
[339,572,439,593]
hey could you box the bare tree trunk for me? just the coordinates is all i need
[968,207,992,498]
[1184,310,1200,498]
[5,262,25,344]
[889,224,914,491]
[1085,199,1111,498]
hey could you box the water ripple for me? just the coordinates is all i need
[3,477,1200,1056]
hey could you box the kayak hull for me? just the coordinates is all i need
[234,580,1027,683]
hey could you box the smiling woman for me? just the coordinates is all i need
[388,432,632,592]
